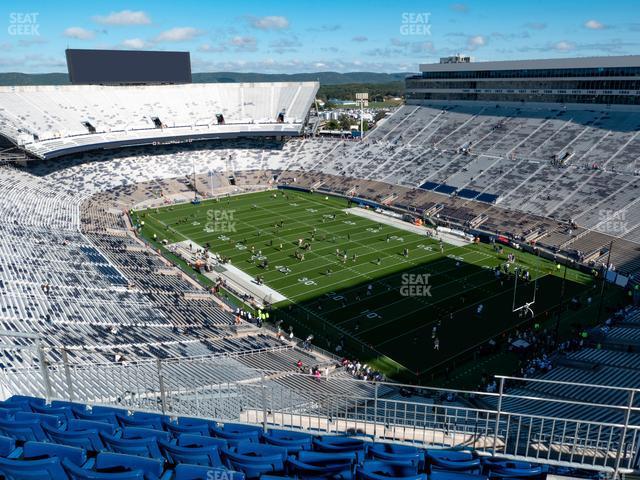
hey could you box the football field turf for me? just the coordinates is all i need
[133,190,597,377]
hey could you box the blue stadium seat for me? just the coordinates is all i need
[0,455,69,479]
[0,401,29,412]
[0,396,558,480]
[358,459,420,478]
[23,441,87,468]
[0,435,16,458]
[287,456,354,479]
[223,444,286,479]
[43,422,107,452]
[50,401,88,412]
[69,420,118,436]
[357,470,427,480]
[426,451,481,474]
[0,418,48,442]
[121,427,170,443]
[100,431,164,459]
[429,472,488,480]
[482,459,546,479]
[175,418,217,429]
[297,451,360,465]
[368,444,424,470]
[211,424,262,445]
[163,420,212,437]
[63,452,166,480]
[173,464,245,480]
[117,412,169,431]
[73,408,120,425]
[487,467,545,479]
[91,406,129,417]
[313,436,366,455]
[177,434,227,450]
[0,409,14,420]
[6,396,46,407]
[15,411,65,429]
[287,451,356,480]
[0,439,85,479]
[262,429,313,453]
[31,403,76,424]
[158,437,222,467]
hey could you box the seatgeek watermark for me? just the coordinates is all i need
[207,470,235,480]
[400,273,432,297]
[8,13,40,36]
[596,209,628,234]
[205,209,236,233]
[400,12,432,36]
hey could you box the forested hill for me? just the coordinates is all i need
[0,71,412,86]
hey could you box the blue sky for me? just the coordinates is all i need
[2,0,640,73]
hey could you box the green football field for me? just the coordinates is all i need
[132,190,599,378]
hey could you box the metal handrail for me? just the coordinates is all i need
[496,374,640,393]
[2,340,640,475]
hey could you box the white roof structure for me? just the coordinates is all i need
[419,55,640,73]
[0,81,319,159]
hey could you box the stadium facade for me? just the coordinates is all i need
[406,55,640,107]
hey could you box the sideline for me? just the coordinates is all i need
[346,207,473,247]
[168,239,288,306]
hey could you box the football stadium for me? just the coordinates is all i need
[0,6,639,479]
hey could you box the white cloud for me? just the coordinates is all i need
[17,37,49,47]
[198,43,226,53]
[366,38,436,57]
[93,10,151,26]
[0,53,66,72]
[524,22,547,30]
[467,35,487,50]
[63,27,95,40]
[584,19,606,30]
[307,24,341,32]
[154,27,203,42]
[121,38,147,49]
[250,16,289,30]
[190,57,418,74]
[269,37,300,53]
[352,35,368,42]
[554,40,576,51]
[230,36,258,51]
[450,3,469,13]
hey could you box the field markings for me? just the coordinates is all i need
[142,191,591,368]
[285,245,490,302]
[149,194,582,294]
[328,250,530,339]
[150,193,575,302]
[242,200,443,296]
[160,195,453,296]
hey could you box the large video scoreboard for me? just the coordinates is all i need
[66,49,192,85]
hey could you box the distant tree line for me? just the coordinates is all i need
[317,82,405,103]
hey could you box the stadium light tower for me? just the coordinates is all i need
[355,92,368,140]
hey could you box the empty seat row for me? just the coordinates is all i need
[0,395,551,480]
